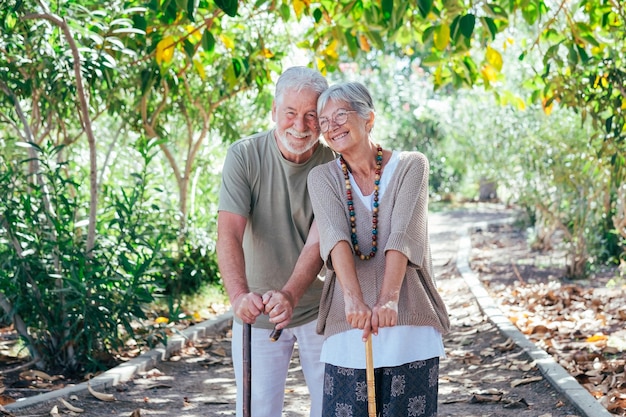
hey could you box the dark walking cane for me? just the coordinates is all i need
[242,321,282,417]
[243,323,252,417]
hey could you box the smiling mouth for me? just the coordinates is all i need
[288,131,311,140]
[332,132,348,141]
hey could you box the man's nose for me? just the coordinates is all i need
[293,114,307,131]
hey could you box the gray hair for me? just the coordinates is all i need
[317,81,375,120]
[275,66,328,104]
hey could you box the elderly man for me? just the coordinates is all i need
[217,66,334,417]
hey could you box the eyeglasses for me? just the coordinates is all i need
[318,109,357,133]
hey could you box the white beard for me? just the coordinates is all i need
[276,128,318,155]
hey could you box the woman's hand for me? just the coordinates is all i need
[371,296,398,335]
[344,294,373,341]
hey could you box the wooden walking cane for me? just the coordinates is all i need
[243,323,252,417]
[365,334,376,417]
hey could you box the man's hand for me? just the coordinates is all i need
[262,290,295,330]
[232,292,265,324]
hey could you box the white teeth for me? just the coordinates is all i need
[333,132,348,140]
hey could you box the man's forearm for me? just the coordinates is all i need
[216,237,249,303]
[281,241,324,304]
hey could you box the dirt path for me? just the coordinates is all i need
[4,206,589,416]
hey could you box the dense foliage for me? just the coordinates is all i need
[0,0,624,373]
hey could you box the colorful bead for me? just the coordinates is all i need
[339,145,383,261]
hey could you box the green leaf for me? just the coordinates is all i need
[605,115,613,134]
[176,0,188,15]
[313,8,323,22]
[232,57,244,78]
[279,3,290,20]
[189,0,199,20]
[421,54,442,66]
[132,13,147,33]
[417,0,432,18]
[422,25,435,44]
[576,44,589,63]
[163,0,178,24]
[183,39,195,60]
[482,17,497,40]
[567,44,579,66]
[459,14,475,39]
[521,2,539,25]
[215,0,238,17]
[344,31,359,57]
[382,0,393,21]
[201,29,215,53]
[449,15,461,41]
[434,24,450,51]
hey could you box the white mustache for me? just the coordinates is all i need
[286,128,314,138]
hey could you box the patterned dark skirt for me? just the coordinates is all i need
[322,357,439,417]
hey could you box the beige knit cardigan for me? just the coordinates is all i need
[307,151,451,339]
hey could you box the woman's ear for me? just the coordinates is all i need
[366,111,375,133]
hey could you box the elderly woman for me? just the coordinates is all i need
[307,81,450,417]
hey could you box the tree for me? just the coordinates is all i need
[1,0,625,372]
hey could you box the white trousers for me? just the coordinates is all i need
[231,319,324,417]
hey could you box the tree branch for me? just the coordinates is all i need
[22,12,99,255]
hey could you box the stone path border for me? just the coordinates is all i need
[458,218,612,417]
[5,312,233,412]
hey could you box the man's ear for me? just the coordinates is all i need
[271,100,277,123]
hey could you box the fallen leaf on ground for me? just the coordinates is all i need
[469,393,502,403]
[87,383,116,402]
[503,398,529,408]
[511,376,543,387]
[59,397,84,412]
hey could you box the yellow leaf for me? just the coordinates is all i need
[434,24,450,51]
[316,57,327,76]
[434,65,443,86]
[261,48,274,58]
[156,36,175,65]
[324,39,339,60]
[358,34,370,52]
[404,46,414,55]
[621,98,626,110]
[193,59,206,80]
[600,75,608,88]
[480,64,497,82]
[586,333,608,343]
[593,74,600,88]
[485,46,503,71]
[293,0,305,19]
[542,97,553,115]
[186,25,202,43]
[220,34,235,50]
[155,316,169,324]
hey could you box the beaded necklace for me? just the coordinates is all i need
[339,145,383,261]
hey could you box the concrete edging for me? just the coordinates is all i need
[457,220,613,417]
[5,311,234,412]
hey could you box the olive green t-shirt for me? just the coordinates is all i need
[218,129,335,329]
